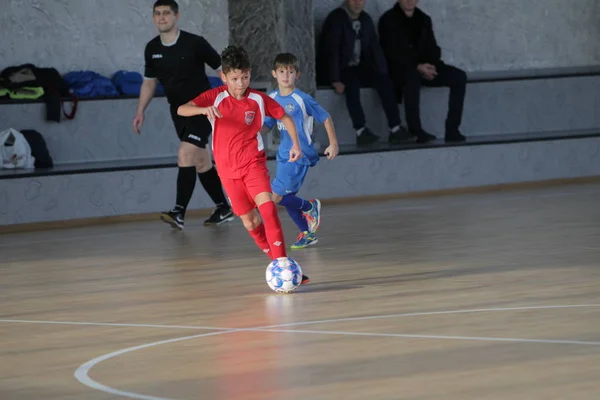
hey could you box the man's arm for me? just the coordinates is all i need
[324,11,345,85]
[135,79,158,116]
[197,36,222,70]
[378,12,406,74]
[423,16,441,64]
[133,45,159,134]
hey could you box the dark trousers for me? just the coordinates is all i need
[403,64,467,133]
[340,64,402,131]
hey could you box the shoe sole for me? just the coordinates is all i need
[160,213,183,230]
[290,237,319,250]
[203,215,235,226]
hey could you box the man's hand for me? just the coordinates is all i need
[332,81,345,94]
[417,63,437,81]
[132,113,144,134]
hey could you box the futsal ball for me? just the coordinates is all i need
[266,257,303,293]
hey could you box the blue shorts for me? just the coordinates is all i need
[271,161,310,196]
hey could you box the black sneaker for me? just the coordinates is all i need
[445,130,466,143]
[301,274,310,284]
[388,126,412,144]
[204,206,234,226]
[415,129,437,143]
[160,208,184,230]
[356,128,379,146]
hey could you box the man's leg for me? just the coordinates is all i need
[183,115,234,225]
[341,67,379,146]
[369,70,411,143]
[422,64,467,142]
[401,68,434,143]
[161,109,205,229]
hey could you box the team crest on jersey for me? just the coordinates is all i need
[285,103,295,112]
[245,111,256,125]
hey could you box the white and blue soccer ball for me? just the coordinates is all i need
[266,257,303,293]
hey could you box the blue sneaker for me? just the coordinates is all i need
[303,199,321,234]
[290,231,319,249]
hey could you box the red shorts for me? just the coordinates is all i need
[220,162,272,216]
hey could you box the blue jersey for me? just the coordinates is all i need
[264,88,329,166]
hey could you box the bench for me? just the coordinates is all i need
[1,68,599,228]
[311,66,600,145]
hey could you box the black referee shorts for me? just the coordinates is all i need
[170,104,212,148]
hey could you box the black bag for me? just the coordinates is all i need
[1,64,78,122]
[20,129,53,168]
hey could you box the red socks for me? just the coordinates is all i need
[248,223,272,259]
[258,201,287,259]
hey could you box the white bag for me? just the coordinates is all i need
[0,128,35,169]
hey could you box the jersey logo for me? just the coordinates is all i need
[152,54,163,59]
[285,103,295,112]
[245,111,256,125]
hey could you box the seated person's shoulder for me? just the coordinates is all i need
[325,7,348,22]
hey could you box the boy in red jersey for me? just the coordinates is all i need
[178,46,309,284]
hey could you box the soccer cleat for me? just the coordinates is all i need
[204,206,235,226]
[303,199,321,234]
[160,208,184,230]
[301,274,310,284]
[290,231,319,249]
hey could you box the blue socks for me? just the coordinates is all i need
[279,194,311,232]
[279,194,312,212]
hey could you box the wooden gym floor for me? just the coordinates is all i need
[1,182,600,400]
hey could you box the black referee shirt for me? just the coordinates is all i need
[144,30,221,106]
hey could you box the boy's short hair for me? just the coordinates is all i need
[153,0,179,13]
[221,46,251,74]
[273,53,300,72]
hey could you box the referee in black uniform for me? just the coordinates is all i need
[133,0,233,230]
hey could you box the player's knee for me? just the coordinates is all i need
[254,192,273,207]
[240,210,261,231]
[272,193,283,204]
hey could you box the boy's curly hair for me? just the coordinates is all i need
[221,46,251,74]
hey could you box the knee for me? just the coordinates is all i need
[272,193,283,204]
[240,210,261,231]
[404,69,421,88]
[194,149,212,173]
[453,68,467,85]
[177,145,195,166]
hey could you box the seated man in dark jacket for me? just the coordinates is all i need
[379,0,467,143]
[317,0,410,146]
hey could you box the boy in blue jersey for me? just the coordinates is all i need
[262,53,339,249]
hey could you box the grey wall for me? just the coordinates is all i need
[314,0,600,72]
[0,0,229,76]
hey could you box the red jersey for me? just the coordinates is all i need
[191,86,285,178]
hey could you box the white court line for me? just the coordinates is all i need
[3,304,599,333]
[65,303,600,400]
[2,187,599,248]
[263,328,600,346]
[258,304,600,329]
[74,330,240,400]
